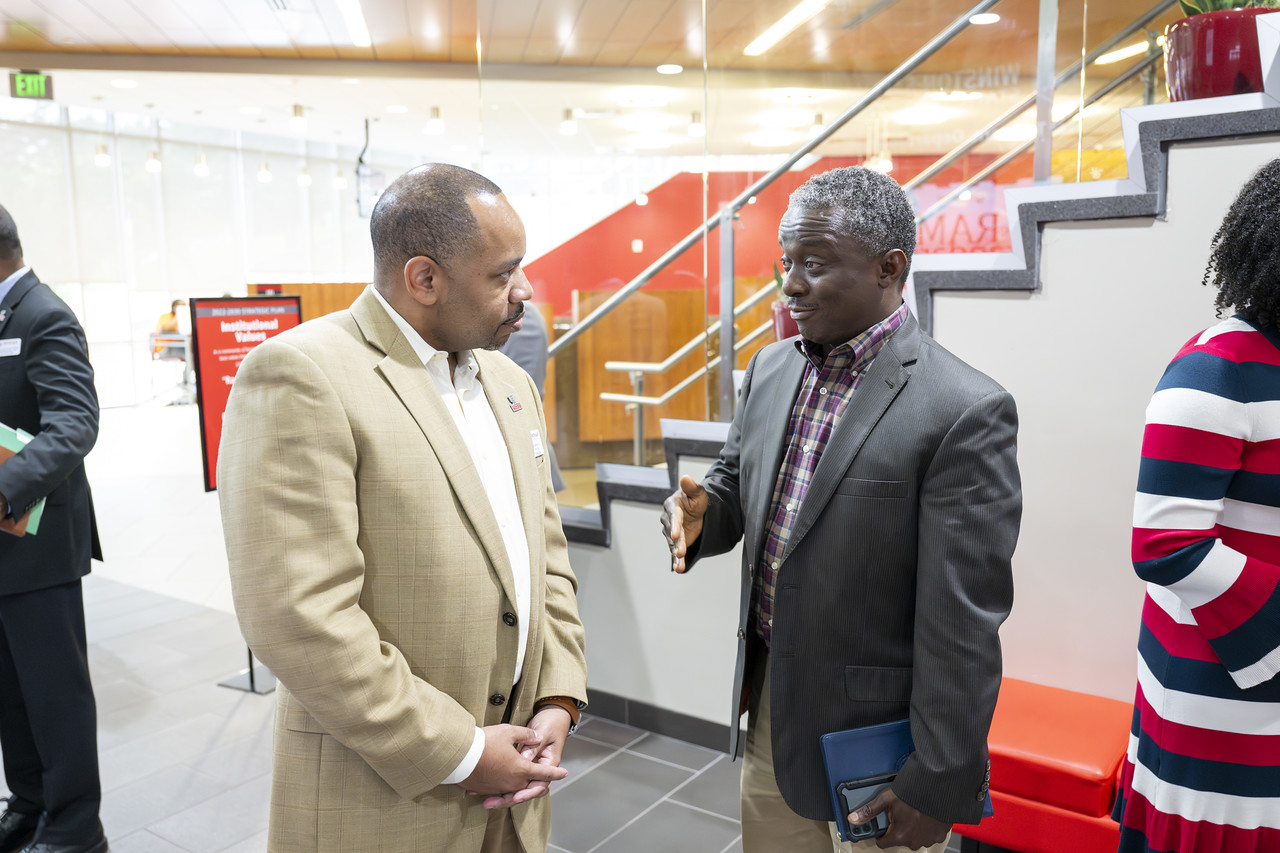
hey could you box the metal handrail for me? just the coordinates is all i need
[547,0,1002,360]
[903,0,1175,193]
[600,320,774,408]
[915,50,1162,224]
[603,282,776,374]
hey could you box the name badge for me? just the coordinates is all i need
[0,339,19,358]
[531,429,545,458]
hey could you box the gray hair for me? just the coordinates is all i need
[789,167,916,280]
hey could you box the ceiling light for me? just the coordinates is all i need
[868,152,893,173]
[895,104,958,125]
[335,0,372,47]
[631,239,644,253]
[748,196,758,204]
[560,108,578,136]
[297,167,312,188]
[611,87,670,108]
[744,0,834,57]
[969,13,1001,25]
[809,113,825,137]
[958,189,973,201]
[1096,35,1165,65]
[193,152,209,177]
[425,106,445,134]
[290,104,306,133]
[386,104,409,114]
[747,129,801,147]
[111,78,138,89]
[93,144,110,168]
[145,151,162,174]
[257,161,272,183]
[656,64,683,75]
[635,193,649,206]
[334,169,349,190]
[688,111,705,138]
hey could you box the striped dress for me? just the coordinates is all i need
[1115,315,1280,853]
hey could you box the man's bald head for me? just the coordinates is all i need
[369,163,502,288]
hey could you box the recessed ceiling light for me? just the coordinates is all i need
[656,64,683,75]
[744,0,833,57]
[111,79,138,89]
[969,13,1001,25]
[386,105,409,114]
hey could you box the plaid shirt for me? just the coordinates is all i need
[752,302,908,645]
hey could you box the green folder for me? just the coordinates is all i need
[0,421,45,535]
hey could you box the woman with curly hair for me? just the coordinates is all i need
[1114,157,1280,853]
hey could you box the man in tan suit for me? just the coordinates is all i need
[218,164,588,852]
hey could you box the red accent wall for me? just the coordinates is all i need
[524,154,1034,317]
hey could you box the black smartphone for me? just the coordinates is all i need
[836,772,896,840]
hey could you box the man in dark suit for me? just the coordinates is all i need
[0,204,106,853]
[662,167,1021,852]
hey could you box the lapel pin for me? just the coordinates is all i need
[507,394,522,412]
[0,309,7,324]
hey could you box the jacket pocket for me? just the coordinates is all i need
[834,478,908,499]
[844,665,912,702]
[281,697,329,733]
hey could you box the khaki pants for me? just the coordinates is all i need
[740,654,950,853]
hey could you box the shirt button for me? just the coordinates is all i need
[490,693,506,706]
[803,445,811,453]
[503,612,517,626]
[819,387,828,395]
[771,561,778,570]
[786,503,794,512]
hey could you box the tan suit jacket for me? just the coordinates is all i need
[218,287,588,852]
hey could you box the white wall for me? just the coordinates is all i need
[932,135,1280,701]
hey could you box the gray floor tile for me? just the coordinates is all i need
[216,828,268,853]
[626,732,721,771]
[593,800,740,853]
[667,753,741,822]
[100,763,232,837]
[105,830,191,853]
[549,751,693,853]
[574,716,646,749]
[558,731,624,784]
[146,772,271,853]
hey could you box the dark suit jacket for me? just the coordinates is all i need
[0,270,101,596]
[688,313,1020,825]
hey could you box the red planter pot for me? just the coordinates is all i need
[1165,8,1271,101]
[771,301,800,340]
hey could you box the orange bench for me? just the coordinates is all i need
[957,678,1133,853]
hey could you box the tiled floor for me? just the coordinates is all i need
[0,403,968,852]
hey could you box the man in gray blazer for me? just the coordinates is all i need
[662,167,1020,851]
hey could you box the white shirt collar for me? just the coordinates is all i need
[0,265,31,304]
[368,285,479,382]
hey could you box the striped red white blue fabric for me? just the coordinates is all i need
[1115,315,1280,853]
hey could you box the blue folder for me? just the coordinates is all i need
[819,718,994,842]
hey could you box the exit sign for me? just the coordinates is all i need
[8,70,53,100]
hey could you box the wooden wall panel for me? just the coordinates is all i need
[247,281,368,322]
[575,288,706,443]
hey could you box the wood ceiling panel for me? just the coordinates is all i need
[588,0,668,66]
[159,27,217,49]
[0,18,55,49]
[481,0,538,46]
[167,0,234,31]
[404,0,455,61]
[559,0,633,63]
[14,0,104,47]
[523,0,586,62]
[364,0,413,59]
[82,0,170,39]
[449,0,478,62]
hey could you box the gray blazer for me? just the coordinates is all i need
[687,313,1020,825]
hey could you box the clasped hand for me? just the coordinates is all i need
[462,705,572,810]
[849,787,950,851]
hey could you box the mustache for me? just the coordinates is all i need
[505,306,525,324]
[786,301,816,311]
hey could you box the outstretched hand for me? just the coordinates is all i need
[660,475,708,573]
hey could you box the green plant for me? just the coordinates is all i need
[1178,0,1280,16]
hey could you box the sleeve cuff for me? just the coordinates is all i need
[441,727,485,785]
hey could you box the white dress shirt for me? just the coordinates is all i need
[0,265,31,305]
[369,287,532,786]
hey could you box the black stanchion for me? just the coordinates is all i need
[218,646,277,694]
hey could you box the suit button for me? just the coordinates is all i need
[503,612,517,626]
[490,693,506,706]
[737,628,745,640]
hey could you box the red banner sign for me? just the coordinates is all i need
[190,296,302,491]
